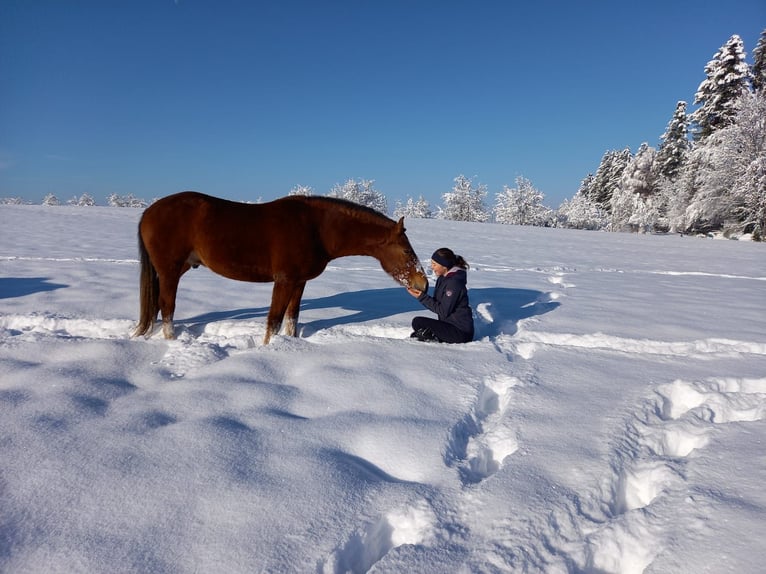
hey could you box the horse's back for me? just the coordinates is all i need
[140,191,215,232]
[138,192,329,282]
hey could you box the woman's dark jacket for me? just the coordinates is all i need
[417,268,473,337]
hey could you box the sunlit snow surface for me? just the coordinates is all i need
[1,205,765,573]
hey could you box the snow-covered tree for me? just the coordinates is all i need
[328,179,388,214]
[1,197,29,205]
[67,193,96,206]
[621,143,658,197]
[557,191,609,230]
[576,173,594,200]
[686,92,766,238]
[610,144,661,232]
[751,28,766,94]
[587,148,633,210]
[288,184,313,196]
[42,193,60,206]
[690,34,751,141]
[662,149,705,233]
[393,196,433,219]
[440,175,489,222]
[656,101,691,181]
[494,176,553,226]
[107,193,148,208]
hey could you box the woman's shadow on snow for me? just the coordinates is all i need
[180,287,558,339]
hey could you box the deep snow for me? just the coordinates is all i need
[1,204,765,574]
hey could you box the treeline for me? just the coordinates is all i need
[1,192,149,208]
[561,31,766,240]
[4,31,764,240]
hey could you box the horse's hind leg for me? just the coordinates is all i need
[158,263,190,339]
[264,281,299,344]
[283,281,306,337]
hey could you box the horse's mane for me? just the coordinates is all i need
[289,195,395,227]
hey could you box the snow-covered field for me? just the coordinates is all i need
[1,204,765,574]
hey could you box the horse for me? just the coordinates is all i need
[133,191,428,344]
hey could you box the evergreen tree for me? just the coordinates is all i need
[494,176,553,226]
[752,28,766,94]
[577,173,594,199]
[440,175,489,222]
[690,34,751,141]
[42,193,60,206]
[588,148,633,210]
[656,101,691,180]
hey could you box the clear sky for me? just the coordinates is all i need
[2,1,764,210]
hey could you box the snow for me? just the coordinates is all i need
[1,204,765,574]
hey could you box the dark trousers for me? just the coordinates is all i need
[412,316,473,344]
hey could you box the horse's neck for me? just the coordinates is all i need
[323,212,388,260]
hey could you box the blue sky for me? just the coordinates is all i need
[2,1,764,210]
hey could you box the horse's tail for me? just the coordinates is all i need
[133,225,160,337]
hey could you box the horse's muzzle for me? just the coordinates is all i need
[411,274,428,293]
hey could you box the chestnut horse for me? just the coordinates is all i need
[133,191,428,344]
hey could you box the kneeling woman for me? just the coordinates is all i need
[407,247,474,343]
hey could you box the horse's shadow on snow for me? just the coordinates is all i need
[180,287,558,340]
[0,277,68,299]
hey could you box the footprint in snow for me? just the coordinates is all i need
[612,376,766,515]
[582,376,766,574]
[321,499,435,574]
[446,373,520,485]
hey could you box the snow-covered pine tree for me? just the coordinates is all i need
[42,193,60,206]
[751,28,766,94]
[393,196,433,219]
[690,34,751,141]
[494,176,553,226]
[577,173,594,199]
[587,148,633,210]
[440,175,489,222]
[656,101,691,181]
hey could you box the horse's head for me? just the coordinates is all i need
[380,218,428,292]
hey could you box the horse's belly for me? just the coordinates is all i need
[206,261,274,283]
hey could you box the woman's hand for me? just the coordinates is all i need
[406,287,422,298]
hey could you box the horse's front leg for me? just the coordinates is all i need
[283,281,306,337]
[264,281,296,345]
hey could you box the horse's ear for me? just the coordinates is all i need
[395,217,406,234]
